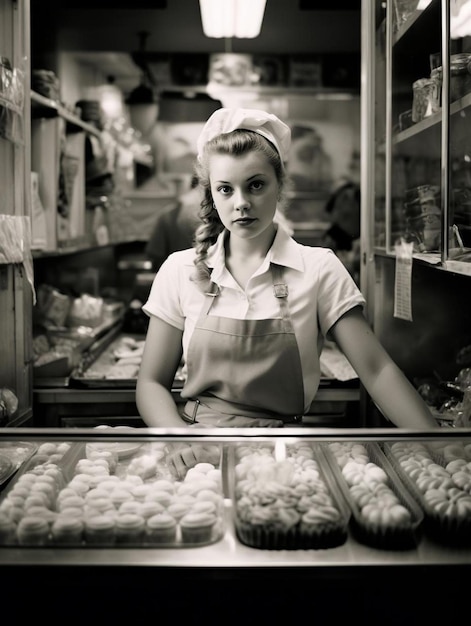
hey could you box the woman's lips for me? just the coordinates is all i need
[234,218,256,225]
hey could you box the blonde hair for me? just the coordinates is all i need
[192,129,288,292]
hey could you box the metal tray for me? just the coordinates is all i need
[69,327,185,390]
[383,440,471,546]
[33,318,125,389]
[0,442,37,488]
[321,442,424,550]
[227,441,351,550]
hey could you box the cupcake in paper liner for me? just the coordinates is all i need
[235,503,301,550]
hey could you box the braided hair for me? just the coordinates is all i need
[192,129,287,292]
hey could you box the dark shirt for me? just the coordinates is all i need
[145,195,200,271]
[323,223,356,251]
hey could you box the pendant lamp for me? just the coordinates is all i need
[199,0,267,39]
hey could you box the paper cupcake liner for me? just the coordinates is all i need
[235,518,347,551]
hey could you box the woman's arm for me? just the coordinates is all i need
[136,315,187,427]
[330,307,437,429]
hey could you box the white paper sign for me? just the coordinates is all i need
[394,239,414,321]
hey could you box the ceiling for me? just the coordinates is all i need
[32,0,363,97]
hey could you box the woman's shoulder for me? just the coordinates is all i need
[297,241,339,264]
[163,247,197,267]
[154,248,196,284]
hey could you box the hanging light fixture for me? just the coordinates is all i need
[199,0,267,38]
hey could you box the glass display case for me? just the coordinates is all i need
[1,426,471,554]
[1,425,470,621]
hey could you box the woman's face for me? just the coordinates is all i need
[208,151,280,242]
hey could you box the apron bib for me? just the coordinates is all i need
[181,264,305,426]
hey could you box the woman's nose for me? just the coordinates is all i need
[234,190,251,211]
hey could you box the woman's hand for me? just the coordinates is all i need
[166,443,221,479]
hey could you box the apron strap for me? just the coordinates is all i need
[270,263,293,333]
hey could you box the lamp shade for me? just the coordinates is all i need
[199,0,267,38]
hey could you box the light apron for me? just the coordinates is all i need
[180,264,305,427]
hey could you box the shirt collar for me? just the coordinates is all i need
[207,224,305,283]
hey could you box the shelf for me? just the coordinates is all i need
[392,0,437,46]
[32,236,140,259]
[373,247,471,276]
[391,93,471,150]
[161,83,360,99]
[0,502,469,569]
[31,90,101,136]
[30,90,153,168]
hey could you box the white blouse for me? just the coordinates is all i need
[143,226,365,412]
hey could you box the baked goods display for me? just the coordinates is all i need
[3,434,471,551]
[0,435,224,547]
[230,441,349,550]
[324,442,423,549]
[385,440,471,545]
[33,285,126,379]
[77,335,145,382]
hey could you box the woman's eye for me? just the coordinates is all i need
[250,180,264,192]
[218,185,232,195]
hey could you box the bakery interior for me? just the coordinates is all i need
[1,0,471,621]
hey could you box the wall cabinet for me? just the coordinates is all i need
[363,0,471,424]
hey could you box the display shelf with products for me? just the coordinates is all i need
[31,90,101,136]
[372,0,471,271]
[31,90,153,167]
[30,88,154,256]
[362,1,471,421]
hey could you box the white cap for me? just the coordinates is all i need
[196,108,291,165]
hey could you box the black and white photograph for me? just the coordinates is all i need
[1,0,471,623]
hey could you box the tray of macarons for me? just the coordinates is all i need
[321,441,424,550]
[383,439,471,546]
[0,430,226,549]
[227,440,351,550]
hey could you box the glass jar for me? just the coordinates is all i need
[434,54,471,102]
[412,78,436,122]
[450,53,471,100]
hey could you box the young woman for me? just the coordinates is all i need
[136,108,437,444]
